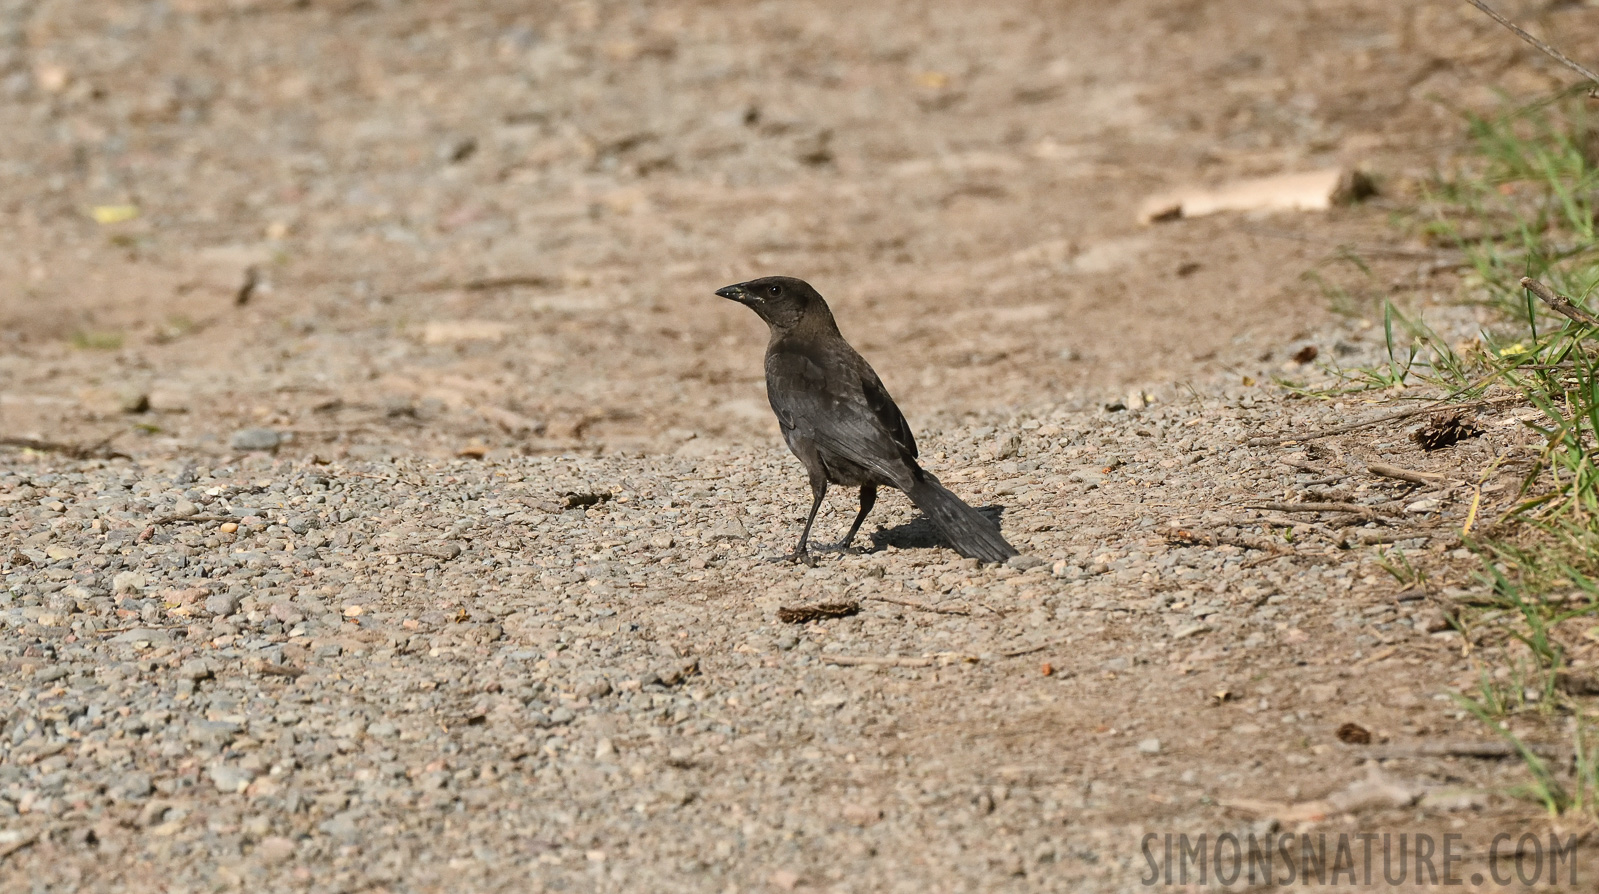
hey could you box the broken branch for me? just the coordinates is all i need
[1520,277,1599,328]
[1367,463,1446,486]
[1464,0,1599,91]
[860,594,971,616]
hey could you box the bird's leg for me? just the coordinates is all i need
[829,484,877,552]
[782,475,827,566]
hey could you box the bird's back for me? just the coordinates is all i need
[764,315,919,488]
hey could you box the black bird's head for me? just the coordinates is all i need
[716,275,828,332]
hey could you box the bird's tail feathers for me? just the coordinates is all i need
[906,473,1018,564]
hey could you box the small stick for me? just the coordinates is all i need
[1243,396,1520,446]
[1243,501,1391,519]
[1464,0,1599,90]
[1520,277,1599,327]
[413,274,557,293]
[149,514,235,527]
[0,830,40,860]
[1362,740,1557,760]
[1002,636,1073,659]
[1279,457,1336,476]
[1164,527,1292,554]
[386,545,464,561]
[861,594,971,616]
[1367,463,1445,486]
[93,623,190,637]
[0,435,129,460]
[825,655,935,667]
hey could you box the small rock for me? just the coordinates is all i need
[317,812,361,841]
[255,836,297,865]
[707,517,749,541]
[1173,623,1211,640]
[208,764,254,794]
[44,545,78,561]
[115,773,154,800]
[230,428,282,451]
[119,389,152,413]
[177,658,216,681]
[650,533,674,549]
[170,499,198,518]
[109,627,169,644]
[1137,738,1162,754]
[112,571,146,595]
[205,592,240,617]
[191,719,243,744]
[332,719,366,739]
[657,658,700,687]
[990,433,1022,460]
[1051,562,1084,580]
[1006,555,1045,571]
[268,601,304,624]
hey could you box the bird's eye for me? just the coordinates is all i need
[766,284,781,296]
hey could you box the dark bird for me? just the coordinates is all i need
[717,275,1018,564]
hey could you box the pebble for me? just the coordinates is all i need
[1138,738,1162,754]
[112,571,146,594]
[208,764,255,794]
[255,836,297,864]
[229,428,282,451]
[204,592,240,616]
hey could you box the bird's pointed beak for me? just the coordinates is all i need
[715,284,747,302]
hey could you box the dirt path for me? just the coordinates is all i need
[4,1,1599,890]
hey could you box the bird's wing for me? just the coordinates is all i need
[765,342,918,483]
[860,365,917,459]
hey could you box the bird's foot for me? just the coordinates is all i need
[771,550,817,567]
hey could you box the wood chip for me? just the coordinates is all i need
[777,601,860,624]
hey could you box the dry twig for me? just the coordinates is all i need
[1367,463,1446,486]
[1244,396,1519,446]
[149,514,235,528]
[825,655,935,668]
[1362,740,1557,760]
[0,830,41,861]
[1520,277,1599,328]
[93,623,190,637]
[414,274,557,293]
[0,435,128,460]
[1243,501,1392,520]
[860,594,970,616]
[1001,637,1073,659]
[1465,0,1599,91]
[777,601,860,624]
[1164,526,1292,555]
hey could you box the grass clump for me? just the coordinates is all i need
[1307,92,1599,817]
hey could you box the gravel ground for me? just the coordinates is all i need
[8,0,1599,890]
[2,335,1581,890]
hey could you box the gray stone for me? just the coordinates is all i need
[204,592,240,617]
[230,428,282,451]
[208,763,255,794]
